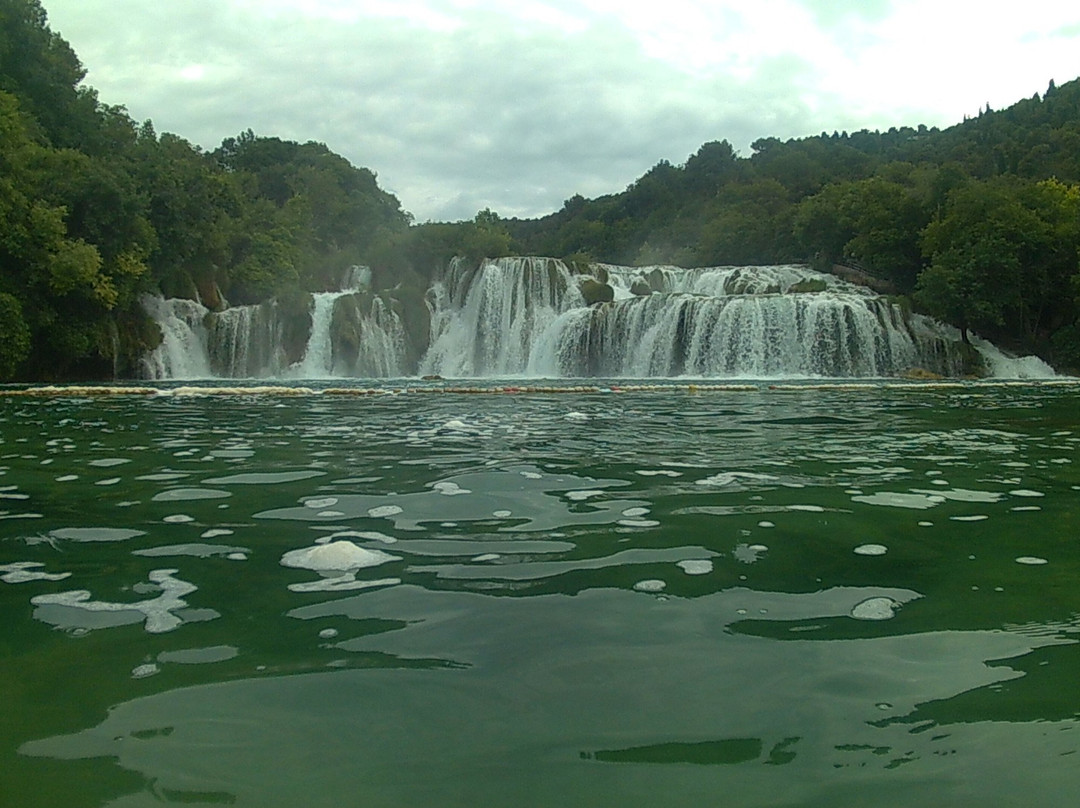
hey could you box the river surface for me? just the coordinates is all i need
[2,381,1080,807]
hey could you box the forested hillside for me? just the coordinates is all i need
[505,83,1080,365]
[3,0,1080,380]
[0,0,411,380]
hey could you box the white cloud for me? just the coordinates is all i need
[42,0,1080,221]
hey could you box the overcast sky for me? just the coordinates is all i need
[42,0,1080,222]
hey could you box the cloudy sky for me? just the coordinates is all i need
[43,0,1080,222]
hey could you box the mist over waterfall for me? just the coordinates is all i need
[140,257,1050,381]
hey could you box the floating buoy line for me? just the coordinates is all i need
[2,379,1079,398]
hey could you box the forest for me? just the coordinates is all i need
[2,0,1080,381]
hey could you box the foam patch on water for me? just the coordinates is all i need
[618,518,660,528]
[1015,556,1049,565]
[636,470,682,477]
[280,541,400,573]
[950,515,989,522]
[621,507,650,517]
[367,505,403,518]
[567,490,605,501]
[201,528,235,539]
[433,481,471,496]
[565,411,589,422]
[163,514,195,524]
[0,562,71,584]
[676,559,713,575]
[492,510,512,518]
[854,544,888,556]
[89,458,131,468]
[1009,489,1045,498]
[633,579,666,592]
[31,569,206,634]
[850,597,900,621]
[304,497,339,509]
[131,663,160,679]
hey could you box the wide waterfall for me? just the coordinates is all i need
[421,258,970,378]
[141,257,1053,380]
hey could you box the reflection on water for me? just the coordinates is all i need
[2,382,1080,806]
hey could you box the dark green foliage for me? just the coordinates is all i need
[0,1,411,380]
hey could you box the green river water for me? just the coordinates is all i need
[2,381,1080,807]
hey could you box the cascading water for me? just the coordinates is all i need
[140,266,409,380]
[139,295,213,379]
[421,256,584,377]
[140,257,1053,380]
[420,258,971,379]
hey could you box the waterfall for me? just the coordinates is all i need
[140,295,212,379]
[421,257,584,376]
[140,258,1051,380]
[140,267,408,380]
[290,292,341,377]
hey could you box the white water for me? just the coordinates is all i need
[141,258,1056,380]
[140,296,212,379]
[290,292,342,378]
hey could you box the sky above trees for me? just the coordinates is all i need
[42,0,1080,222]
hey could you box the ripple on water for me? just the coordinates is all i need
[50,527,146,543]
[152,488,231,502]
[851,492,944,510]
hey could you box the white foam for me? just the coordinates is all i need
[854,544,888,556]
[757,521,775,528]
[636,470,682,477]
[0,562,71,584]
[492,510,512,518]
[676,559,713,575]
[565,411,589,422]
[618,518,660,528]
[280,541,399,573]
[950,515,989,522]
[433,481,471,496]
[788,504,825,512]
[1015,556,1049,565]
[633,579,666,592]
[567,489,605,501]
[31,568,201,634]
[621,507,650,517]
[1009,489,1045,498]
[200,528,235,538]
[131,663,160,679]
[367,505,403,518]
[851,597,899,621]
[304,497,339,509]
[163,514,195,524]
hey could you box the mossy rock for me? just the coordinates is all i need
[579,278,614,305]
[630,279,653,296]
